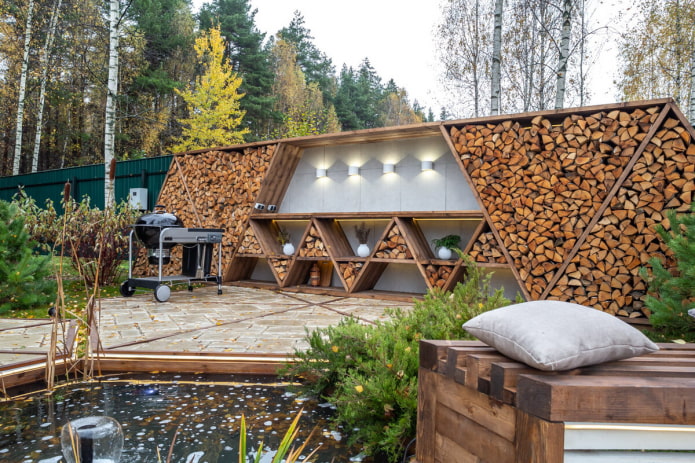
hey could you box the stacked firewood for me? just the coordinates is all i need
[270,258,291,281]
[299,226,329,257]
[425,264,453,289]
[237,226,262,254]
[375,225,413,259]
[548,116,695,316]
[134,146,276,276]
[468,231,507,264]
[339,262,364,288]
[451,105,695,317]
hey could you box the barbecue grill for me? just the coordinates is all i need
[120,205,223,302]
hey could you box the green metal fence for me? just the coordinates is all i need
[0,156,173,210]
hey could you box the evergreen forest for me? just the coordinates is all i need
[1,0,694,175]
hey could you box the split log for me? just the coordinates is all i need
[339,262,364,288]
[452,107,694,318]
[299,225,329,257]
[425,264,453,289]
[134,146,276,277]
[374,225,413,259]
[238,227,262,254]
[269,258,291,282]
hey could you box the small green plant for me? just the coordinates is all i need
[431,234,461,250]
[0,200,56,315]
[282,254,513,461]
[238,409,319,463]
[640,202,695,340]
[355,222,370,244]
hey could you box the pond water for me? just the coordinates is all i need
[0,373,367,463]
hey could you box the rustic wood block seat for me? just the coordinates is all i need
[416,340,695,463]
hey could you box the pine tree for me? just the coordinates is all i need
[0,200,55,315]
[172,26,249,152]
[640,202,695,337]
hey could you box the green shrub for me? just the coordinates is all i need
[640,202,695,339]
[282,255,514,461]
[14,192,138,287]
[0,200,56,315]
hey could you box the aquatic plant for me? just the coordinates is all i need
[238,408,320,463]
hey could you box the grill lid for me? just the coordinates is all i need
[134,205,183,248]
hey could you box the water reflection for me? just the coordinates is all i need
[0,373,365,463]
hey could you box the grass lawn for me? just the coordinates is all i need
[7,257,124,320]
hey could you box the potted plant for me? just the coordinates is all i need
[277,227,294,255]
[355,222,371,257]
[432,234,461,260]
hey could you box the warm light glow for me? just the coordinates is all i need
[565,423,695,433]
[316,168,327,178]
[421,160,434,171]
[383,163,395,174]
[348,165,360,176]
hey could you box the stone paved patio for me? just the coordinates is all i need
[1,285,415,372]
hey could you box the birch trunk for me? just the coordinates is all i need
[690,47,695,124]
[31,0,63,173]
[555,0,572,109]
[491,0,503,115]
[104,0,120,207]
[12,0,35,176]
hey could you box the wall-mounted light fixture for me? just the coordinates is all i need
[316,168,327,178]
[421,160,434,171]
[383,163,395,174]
[348,165,360,176]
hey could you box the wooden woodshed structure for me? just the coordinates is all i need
[148,98,694,321]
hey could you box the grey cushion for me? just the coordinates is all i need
[462,300,659,371]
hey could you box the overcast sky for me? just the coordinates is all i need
[191,0,629,116]
[248,0,443,110]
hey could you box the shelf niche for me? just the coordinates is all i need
[228,212,502,295]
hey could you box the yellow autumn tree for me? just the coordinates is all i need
[172,26,249,152]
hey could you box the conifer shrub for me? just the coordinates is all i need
[640,202,695,339]
[283,255,514,461]
[0,200,56,315]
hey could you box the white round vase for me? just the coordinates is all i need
[437,247,453,260]
[282,243,295,255]
[357,243,370,257]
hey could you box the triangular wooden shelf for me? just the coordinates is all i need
[373,219,414,260]
[237,225,263,255]
[268,257,292,285]
[466,222,509,265]
[297,223,330,258]
[423,262,457,290]
[337,260,366,291]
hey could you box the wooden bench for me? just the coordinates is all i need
[415,340,695,463]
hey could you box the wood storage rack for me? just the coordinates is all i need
[147,99,694,319]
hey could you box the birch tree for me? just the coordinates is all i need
[617,0,695,122]
[554,0,573,109]
[11,0,35,175]
[436,0,492,117]
[491,0,503,114]
[104,0,124,206]
[31,0,63,172]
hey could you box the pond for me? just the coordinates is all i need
[0,373,367,463]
